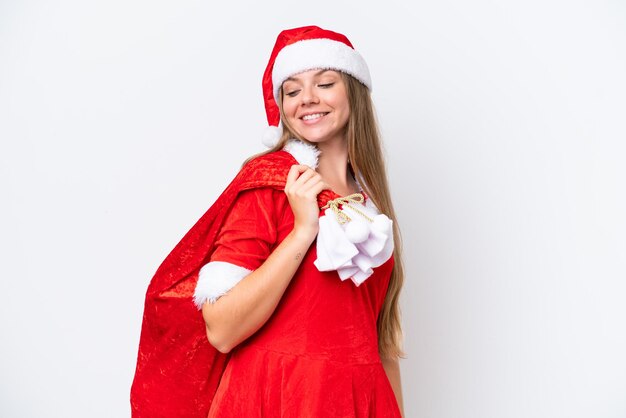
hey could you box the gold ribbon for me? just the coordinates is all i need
[321,193,374,225]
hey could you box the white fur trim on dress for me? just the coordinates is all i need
[193,261,252,308]
[272,38,372,100]
[283,139,320,169]
[314,197,394,286]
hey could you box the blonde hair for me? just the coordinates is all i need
[245,73,405,359]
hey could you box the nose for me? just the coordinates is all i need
[301,85,319,106]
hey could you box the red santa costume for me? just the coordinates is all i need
[131,26,401,418]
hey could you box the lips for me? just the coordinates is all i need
[300,112,329,122]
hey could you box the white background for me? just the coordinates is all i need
[1,1,625,417]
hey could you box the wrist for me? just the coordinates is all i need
[291,224,318,243]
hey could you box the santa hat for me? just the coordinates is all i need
[261,26,372,148]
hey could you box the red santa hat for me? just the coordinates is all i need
[261,26,372,148]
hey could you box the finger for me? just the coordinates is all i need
[291,169,318,190]
[303,183,329,205]
[300,178,329,197]
[313,180,330,195]
[286,165,309,188]
[286,167,317,192]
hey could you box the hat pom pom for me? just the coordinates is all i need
[262,125,282,148]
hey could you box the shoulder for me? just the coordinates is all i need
[239,140,320,182]
[223,140,320,195]
[226,186,288,224]
[234,150,296,189]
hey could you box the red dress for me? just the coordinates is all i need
[131,147,400,418]
[206,187,401,418]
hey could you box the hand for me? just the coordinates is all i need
[284,165,328,238]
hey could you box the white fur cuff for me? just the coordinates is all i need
[193,261,252,308]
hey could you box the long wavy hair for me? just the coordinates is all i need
[245,73,405,359]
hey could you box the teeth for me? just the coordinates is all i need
[302,113,325,121]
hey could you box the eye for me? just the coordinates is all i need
[284,89,300,98]
[318,82,335,89]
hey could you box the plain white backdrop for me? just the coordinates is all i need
[1,0,625,417]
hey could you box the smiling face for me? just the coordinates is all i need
[280,69,350,146]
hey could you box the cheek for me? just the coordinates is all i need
[328,89,350,115]
[335,99,350,120]
[282,99,298,119]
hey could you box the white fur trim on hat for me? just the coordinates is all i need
[272,38,372,101]
[193,261,252,308]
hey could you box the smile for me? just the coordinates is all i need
[301,112,328,121]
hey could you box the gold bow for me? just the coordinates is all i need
[321,193,373,225]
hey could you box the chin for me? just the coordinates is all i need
[298,132,342,145]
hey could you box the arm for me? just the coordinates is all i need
[382,356,405,417]
[201,165,326,353]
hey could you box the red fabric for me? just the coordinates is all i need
[131,151,297,418]
[131,150,400,417]
[210,188,292,271]
[208,247,398,417]
[206,189,399,417]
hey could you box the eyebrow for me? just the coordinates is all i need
[284,69,335,83]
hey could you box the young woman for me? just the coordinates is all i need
[132,26,404,418]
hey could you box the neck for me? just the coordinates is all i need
[316,137,357,196]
